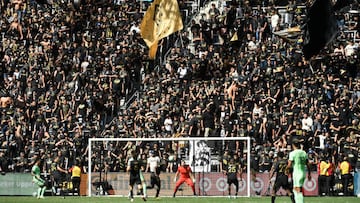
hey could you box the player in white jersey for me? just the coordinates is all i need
[146,150,161,198]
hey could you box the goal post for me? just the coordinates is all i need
[87,137,251,197]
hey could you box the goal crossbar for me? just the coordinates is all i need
[88,137,251,197]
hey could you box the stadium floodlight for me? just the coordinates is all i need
[88,137,251,197]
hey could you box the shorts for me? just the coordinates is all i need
[227,177,239,186]
[129,174,141,186]
[33,177,45,187]
[72,176,81,188]
[292,171,306,187]
[274,175,291,191]
[150,172,161,187]
[139,171,145,182]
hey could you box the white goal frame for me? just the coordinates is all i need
[88,137,251,197]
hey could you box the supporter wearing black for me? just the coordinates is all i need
[0,152,8,174]
[257,12,270,41]
[188,113,199,137]
[269,151,295,203]
[250,148,259,183]
[225,2,238,32]
[238,113,250,137]
[114,152,127,172]
[252,113,263,144]
[201,107,215,137]
[208,3,220,20]
[190,20,201,49]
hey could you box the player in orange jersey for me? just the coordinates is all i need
[172,160,196,197]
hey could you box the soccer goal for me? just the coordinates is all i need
[87,137,251,197]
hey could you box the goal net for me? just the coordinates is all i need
[87,137,251,197]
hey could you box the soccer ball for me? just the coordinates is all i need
[357,193,360,198]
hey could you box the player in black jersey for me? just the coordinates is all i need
[269,151,294,203]
[224,158,242,198]
[127,150,146,202]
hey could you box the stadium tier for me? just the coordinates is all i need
[0,0,359,198]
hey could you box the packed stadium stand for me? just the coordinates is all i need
[0,0,359,196]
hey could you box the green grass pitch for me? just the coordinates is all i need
[0,196,358,203]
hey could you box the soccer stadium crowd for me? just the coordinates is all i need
[0,0,360,194]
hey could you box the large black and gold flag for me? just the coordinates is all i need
[302,0,339,60]
[140,0,183,59]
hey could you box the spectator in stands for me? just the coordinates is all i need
[208,3,220,21]
[344,40,357,56]
[0,152,8,174]
[270,9,280,33]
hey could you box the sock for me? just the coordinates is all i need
[293,190,304,203]
[290,194,295,203]
[142,183,147,197]
[297,192,304,203]
[37,187,42,197]
[40,186,46,197]
[156,189,160,197]
[271,195,276,203]
[130,190,133,198]
[174,186,179,195]
[156,182,161,197]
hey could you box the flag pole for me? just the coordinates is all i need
[179,31,184,48]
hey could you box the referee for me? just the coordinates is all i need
[269,151,295,203]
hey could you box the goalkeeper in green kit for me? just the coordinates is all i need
[286,139,311,203]
[31,158,46,199]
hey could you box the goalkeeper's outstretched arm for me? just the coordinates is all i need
[173,171,179,182]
